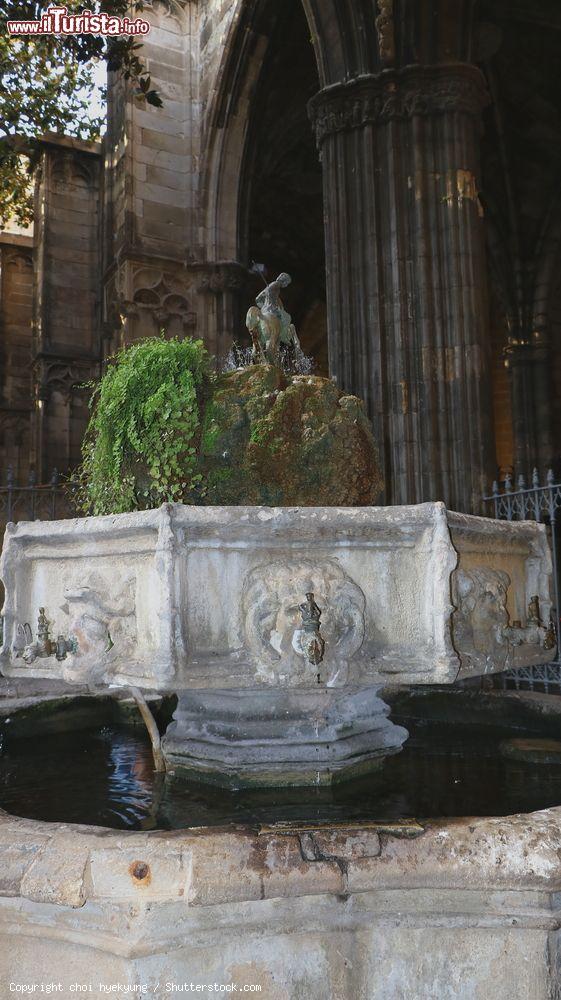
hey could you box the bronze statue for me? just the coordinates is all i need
[246,271,301,366]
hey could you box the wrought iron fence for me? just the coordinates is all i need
[0,468,77,526]
[483,469,561,694]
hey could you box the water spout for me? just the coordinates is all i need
[14,608,77,664]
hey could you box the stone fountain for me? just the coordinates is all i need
[0,277,556,787]
[0,502,555,786]
[0,284,560,998]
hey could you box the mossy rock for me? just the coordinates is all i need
[76,341,384,513]
[198,365,383,506]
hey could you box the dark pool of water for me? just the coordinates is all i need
[2,713,561,831]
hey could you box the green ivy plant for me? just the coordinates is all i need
[75,336,211,515]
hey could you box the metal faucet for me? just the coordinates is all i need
[14,607,77,664]
[36,607,53,657]
[504,596,557,652]
[298,592,326,667]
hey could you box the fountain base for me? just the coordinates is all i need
[162,686,408,787]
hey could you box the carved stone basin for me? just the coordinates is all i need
[0,503,555,785]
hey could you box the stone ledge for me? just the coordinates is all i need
[0,808,560,910]
[0,232,34,248]
[39,132,102,156]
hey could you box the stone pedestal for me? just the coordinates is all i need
[309,65,494,511]
[163,687,407,787]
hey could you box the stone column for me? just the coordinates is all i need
[506,333,554,477]
[309,65,495,512]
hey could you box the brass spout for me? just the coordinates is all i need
[298,592,326,666]
[504,595,557,653]
[14,608,77,664]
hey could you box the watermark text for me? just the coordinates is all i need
[7,5,150,36]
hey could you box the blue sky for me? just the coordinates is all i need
[83,57,107,133]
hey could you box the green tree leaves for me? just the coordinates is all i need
[0,0,161,227]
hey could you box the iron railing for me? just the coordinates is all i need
[484,469,561,694]
[0,467,76,525]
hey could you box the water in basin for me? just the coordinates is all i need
[2,694,561,831]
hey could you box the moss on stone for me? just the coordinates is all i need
[197,365,383,506]
[79,356,383,510]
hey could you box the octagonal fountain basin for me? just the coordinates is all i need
[2,687,561,830]
[1,503,557,789]
[1,687,561,999]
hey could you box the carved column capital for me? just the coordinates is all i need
[308,64,490,146]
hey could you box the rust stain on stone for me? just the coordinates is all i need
[129,860,151,886]
[456,169,478,203]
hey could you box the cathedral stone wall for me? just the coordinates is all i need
[33,135,102,478]
[0,234,34,479]
[1,0,561,504]
[102,0,253,364]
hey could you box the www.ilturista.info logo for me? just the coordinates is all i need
[7,5,150,35]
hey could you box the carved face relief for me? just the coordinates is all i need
[241,559,365,686]
[61,571,137,678]
[452,567,512,674]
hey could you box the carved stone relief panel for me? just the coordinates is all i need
[50,150,95,191]
[452,567,513,674]
[108,262,197,343]
[241,558,365,687]
[61,570,137,681]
